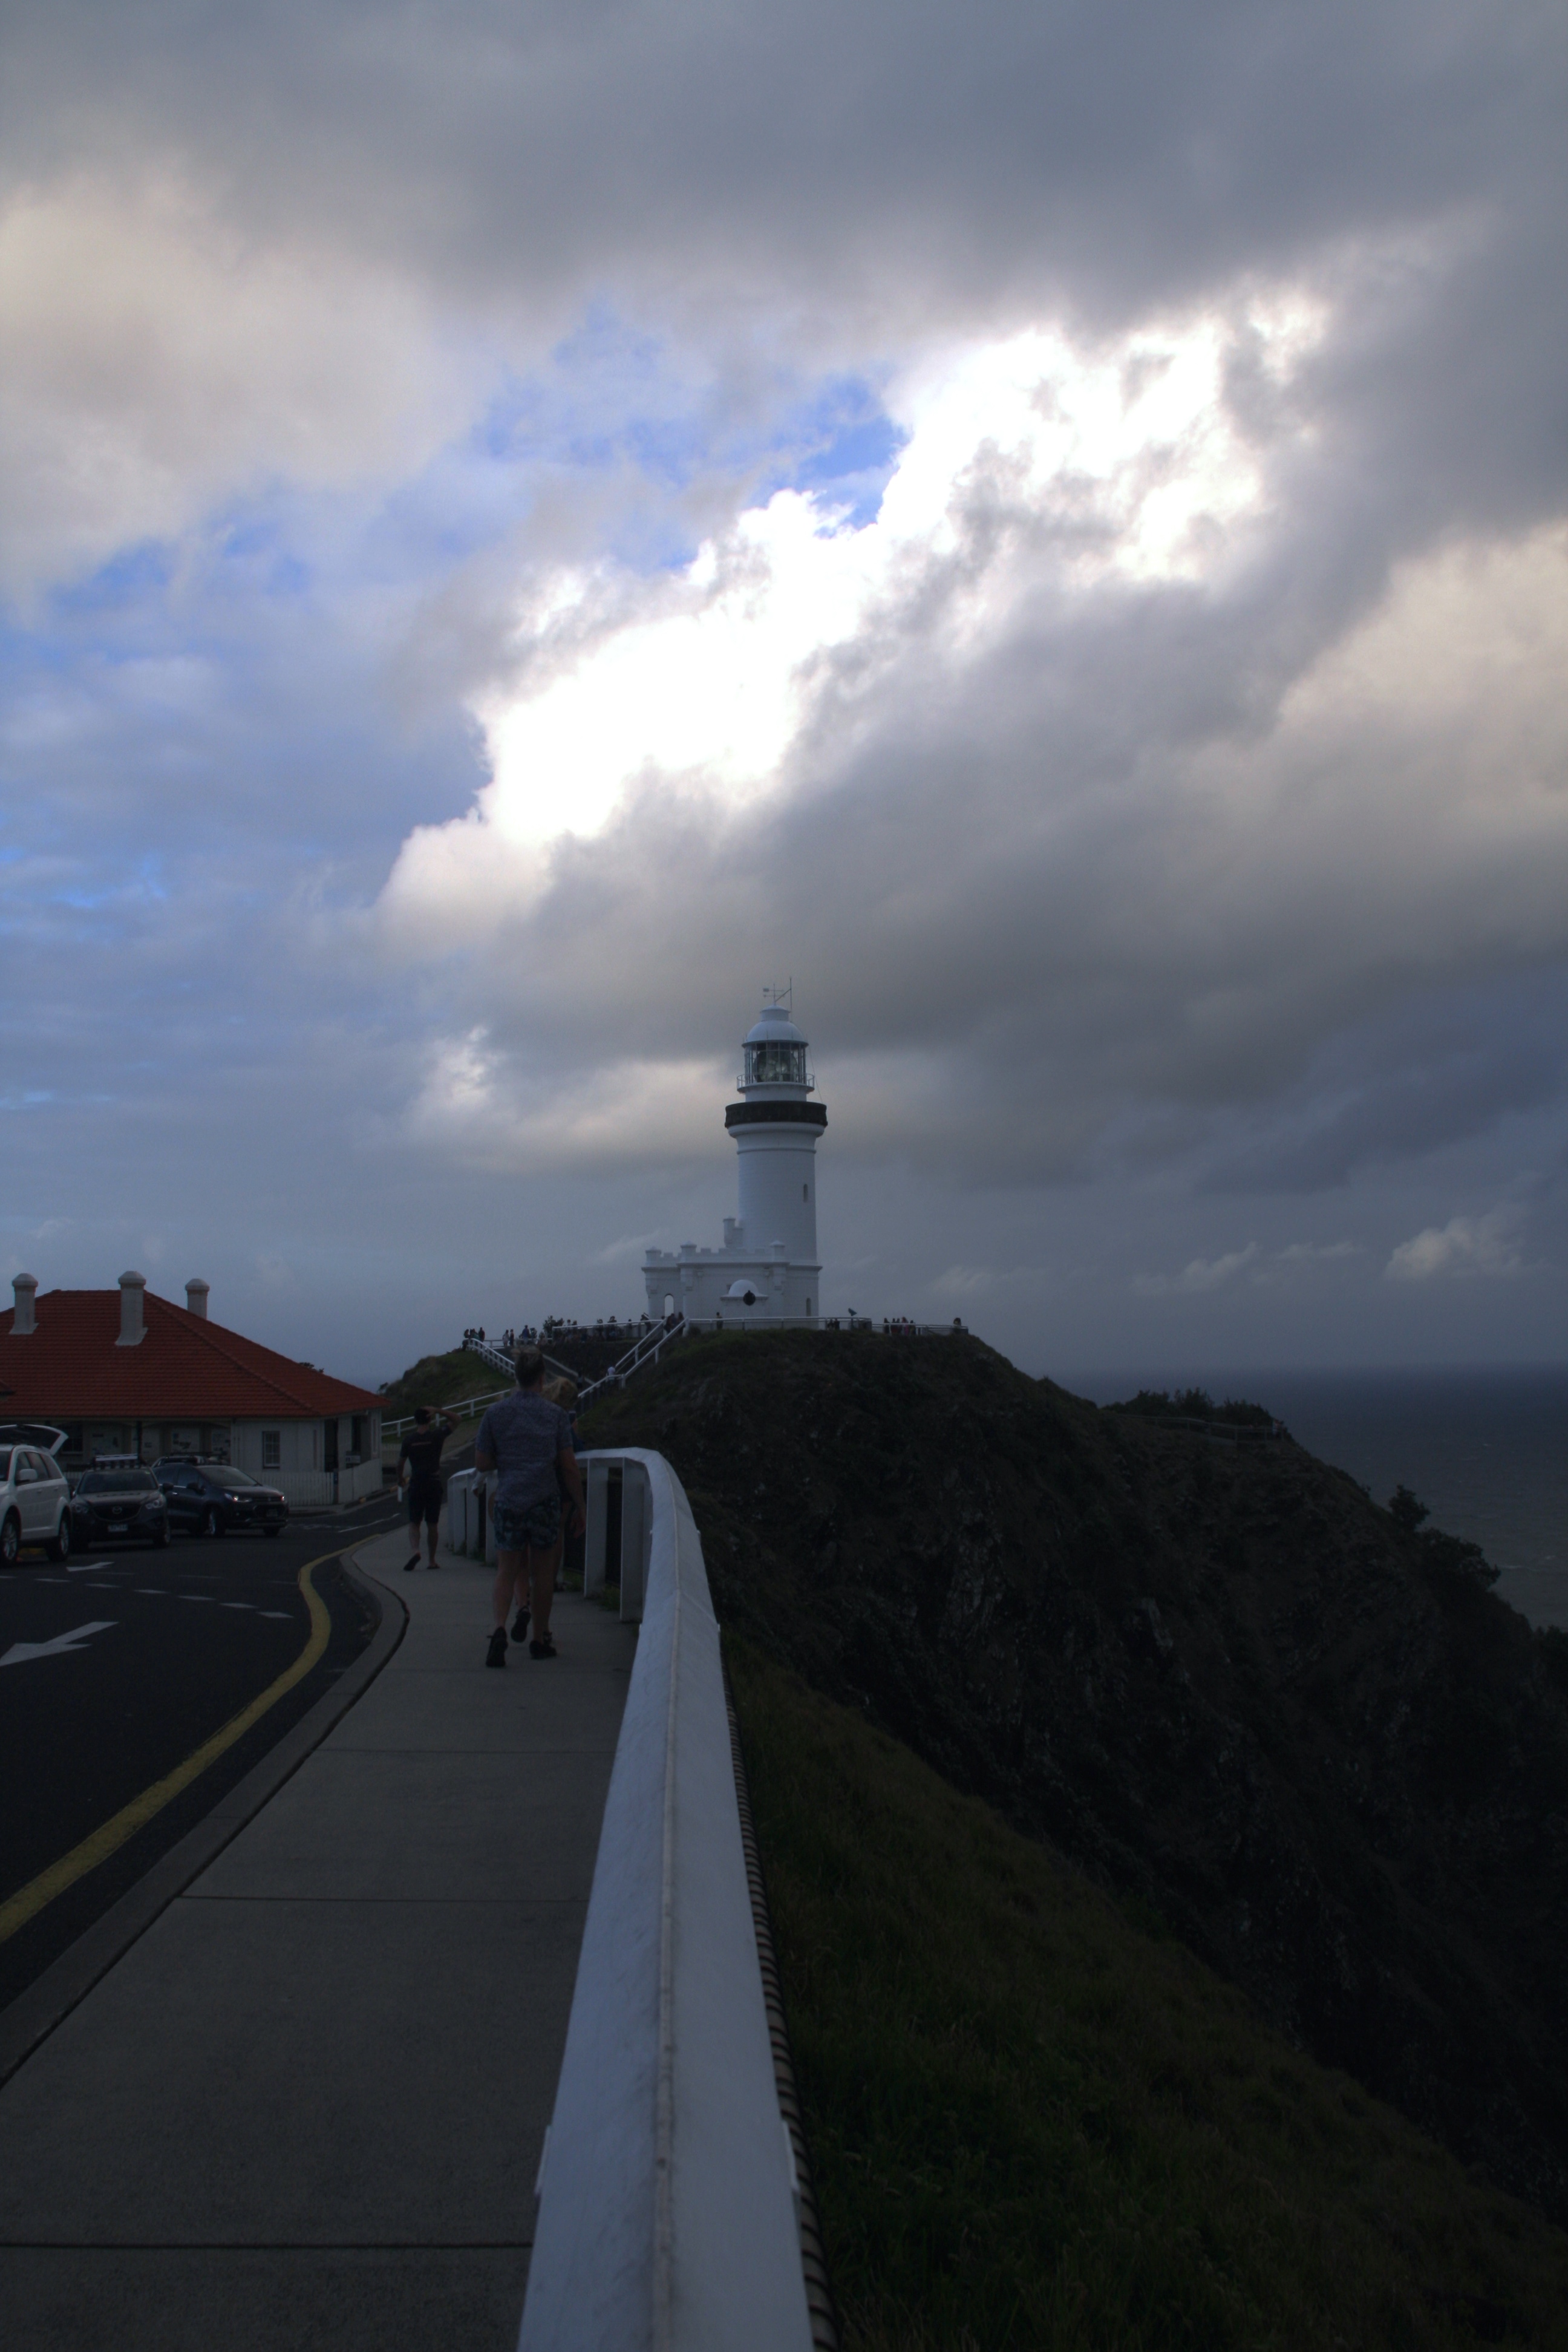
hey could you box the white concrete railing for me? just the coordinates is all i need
[442,1467,492,1562]
[518,1449,814,2352]
[446,1451,675,1613]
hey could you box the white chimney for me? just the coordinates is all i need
[186,1279,210,1319]
[117,1270,147,1347]
[11,1273,37,1335]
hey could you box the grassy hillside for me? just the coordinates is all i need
[583,1329,1568,2219]
[376,1348,514,1419]
[730,1636,1568,2349]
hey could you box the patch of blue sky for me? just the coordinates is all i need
[0,1089,115,1111]
[757,376,906,529]
[469,308,904,551]
[216,516,313,600]
[52,540,176,618]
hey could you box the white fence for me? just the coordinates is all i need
[518,1449,814,2351]
[382,1386,514,1444]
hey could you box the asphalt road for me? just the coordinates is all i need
[0,1492,405,2015]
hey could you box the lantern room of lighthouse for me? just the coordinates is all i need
[642,996,827,1327]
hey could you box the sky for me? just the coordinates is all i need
[2,0,1565,1389]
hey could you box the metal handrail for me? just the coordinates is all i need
[462,1336,584,1385]
[381,1385,514,1442]
[519,1451,814,2352]
[575,1313,689,1408]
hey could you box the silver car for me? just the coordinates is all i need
[0,1443,72,1565]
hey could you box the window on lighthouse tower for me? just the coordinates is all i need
[745,1040,806,1086]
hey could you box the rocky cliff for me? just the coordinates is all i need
[583,1329,1568,2218]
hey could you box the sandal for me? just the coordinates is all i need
[529,1633,557,1659]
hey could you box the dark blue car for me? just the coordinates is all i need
[154,1459,289,1538]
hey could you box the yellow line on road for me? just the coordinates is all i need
[0,1550,335,1947]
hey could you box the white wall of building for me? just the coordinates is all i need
[642,1239,820,1325]
[228,1410,381,1483]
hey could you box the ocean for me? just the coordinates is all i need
[1070,1367,1568,1633]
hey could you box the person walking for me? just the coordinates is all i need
[399,1405,454,1572]
[475,1345,584,1668]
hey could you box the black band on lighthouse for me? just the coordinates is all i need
[724,1101,828,1130]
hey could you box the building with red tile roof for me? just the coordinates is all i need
[0,1272,383,1504]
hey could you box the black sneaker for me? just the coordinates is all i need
[403,1554,420,1573]
[511,1609,530,1645]
[485,1628,508,1669]
[529,1633,557,1659]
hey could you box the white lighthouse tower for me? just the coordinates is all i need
[642,994,827,1327]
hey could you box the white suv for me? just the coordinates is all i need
[0,1443,71,1565]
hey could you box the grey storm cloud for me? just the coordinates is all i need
[4,1,1557,324]
[2,0,1565,1367]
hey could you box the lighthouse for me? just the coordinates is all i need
[642,995,827,1327]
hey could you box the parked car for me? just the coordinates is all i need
[0,1442,73,1564]
[68,1465,171,1550]
[154,1460,289,1538]
[0,1420,68,1457]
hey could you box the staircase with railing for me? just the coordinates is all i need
[462,1318,692,1410]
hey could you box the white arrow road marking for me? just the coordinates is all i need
[0,1621,117,1668]
[67,1560,112,1573]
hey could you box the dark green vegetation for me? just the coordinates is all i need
[1109,1385,1279,1432]
[583,1332,1568,2227]
[730,1636,1568,2348]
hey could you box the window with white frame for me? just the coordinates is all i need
[261,1429,282,1469]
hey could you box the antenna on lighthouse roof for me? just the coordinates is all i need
[762,978,793,1010]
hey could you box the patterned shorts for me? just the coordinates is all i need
[492,1494,561,1553]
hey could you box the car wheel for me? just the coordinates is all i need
[0,1513,19,1567]
[200,1506,223,1539]
[45,1512,71,1564]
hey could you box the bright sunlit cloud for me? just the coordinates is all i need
[385,302,1313,910]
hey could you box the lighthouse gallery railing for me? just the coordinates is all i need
[517,1449,814,2352]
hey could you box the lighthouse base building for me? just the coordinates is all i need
[644,999,826,1328]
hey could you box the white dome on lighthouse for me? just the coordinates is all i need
[743,1003,808,1048]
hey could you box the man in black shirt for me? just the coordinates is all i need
[399,1406,454,1572]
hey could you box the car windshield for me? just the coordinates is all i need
[79,1470,156,1494]
[206,1467,255,1486]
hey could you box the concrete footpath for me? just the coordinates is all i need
[0,1524,638,2352]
